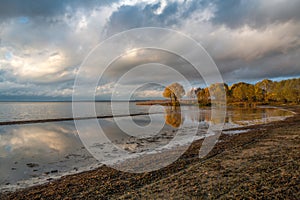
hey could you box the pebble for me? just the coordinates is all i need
[26,163,39,168]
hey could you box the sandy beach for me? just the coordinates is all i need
[1,106,299,199]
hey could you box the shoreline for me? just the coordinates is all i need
[1,106,299,199]
[0,104,293,126]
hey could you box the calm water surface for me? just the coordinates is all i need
[0,105,294,191]
[0,102,152,122]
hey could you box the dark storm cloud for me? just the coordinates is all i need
[211,0,300,28]
[104,2,182,36]
[0,0,114,19]
[217,46,300,83]
[102,0,300,39]
[100,48,202,85]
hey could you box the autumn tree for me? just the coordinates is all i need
[231,82,255,102]
[165,78,300,106]
[255,79,274,102]
[209,83,229,103]
[196,87,210,106]
[278,78,300,103]
[254,85,264,102]
[163,82,185,105]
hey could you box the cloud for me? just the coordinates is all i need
[173,2,300,82]
[100,48,201,83]
[0,0,116,19]
[103,3,178,36]
[0,80,73,98]
[96,82,166,99]
[211,0,300,29]
[0,0,299,100]
[0,48,74,82]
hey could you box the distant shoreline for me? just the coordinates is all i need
[0,100,154,103]
[135,100,294,107]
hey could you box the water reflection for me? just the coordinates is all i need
[0,122,95,187]
[176,106,293,127]
[0,124,76,158]
[164,106,184,128]
[0,106,293,189]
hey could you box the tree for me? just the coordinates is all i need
[163,82,185,105]
[209,83,229,103]
[196,87,210,106]
[255,79,274,102]
[230,82,255,102]
[254,85,264,102]
[162,78,300,106]
[281,78,300,103]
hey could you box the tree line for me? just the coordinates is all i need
[163,78,300,105]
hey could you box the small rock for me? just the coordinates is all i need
[26,163,39,168]
[11,168,17,170]
[51,170,58,173]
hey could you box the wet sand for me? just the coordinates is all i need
[1,106,299,199]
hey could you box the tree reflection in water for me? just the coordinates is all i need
[164,106,184,128]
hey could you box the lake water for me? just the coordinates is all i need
[0,102,153,123]
[0,103,294,192]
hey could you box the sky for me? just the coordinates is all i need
[0,0,300,101]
